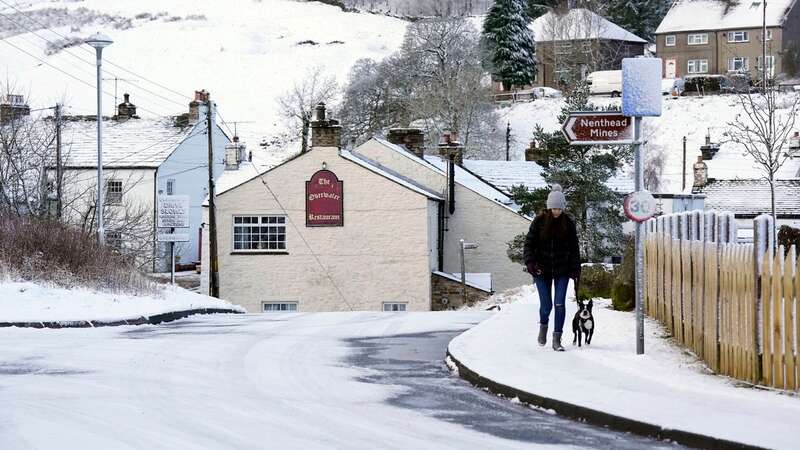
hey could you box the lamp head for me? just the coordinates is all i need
[85,32,113,49]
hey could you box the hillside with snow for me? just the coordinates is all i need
[0,0,408,164]
[500,94,800,192]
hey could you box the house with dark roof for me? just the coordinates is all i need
[55,91,230,272]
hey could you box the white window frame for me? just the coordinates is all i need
[382,302,408,312]
[727,31,749,43]
[665,35,676,47]
[687,59,709,74]
[232,215,287,252]
[106,179,123,204]
[763,29,773,41]
[687,33,708,45]
[728,57,749,72]
[757,55,776,77]
[262,302,298,312]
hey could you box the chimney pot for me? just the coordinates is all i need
[310,103,341,148]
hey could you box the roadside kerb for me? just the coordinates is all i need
[0,308,244,329]
[445,349,766,450]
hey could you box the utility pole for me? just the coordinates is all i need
[207,98,220,298]
[505,122,511,161]
[55,103,62,219]
[762,1,768,91]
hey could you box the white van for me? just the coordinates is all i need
[586,70,622,97]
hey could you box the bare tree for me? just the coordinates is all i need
[277,67,338,154]
[726,87,800,241]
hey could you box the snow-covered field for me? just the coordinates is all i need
[500,93,800,192]
[448,285,800,450]
[1,0,408,161]
[0,280,243,323]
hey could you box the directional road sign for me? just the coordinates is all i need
[562,111,634,146]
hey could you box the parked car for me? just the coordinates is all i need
[531,86,563,98]
[721,72,754,93]
[587,70,622,97]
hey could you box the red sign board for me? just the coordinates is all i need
[306,170,343,227]
[562,112,633,145]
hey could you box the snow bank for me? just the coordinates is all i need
[449,289,800,450]
[0,280,243,323]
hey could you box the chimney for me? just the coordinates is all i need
[789,131,800,150]
[693,155,708,188]
[189,89,210,122]
[0,94,30,124]
[387,128,425,158]
[224,136,247,170]
[310,102,341,148]
[700,132,720,160]
[115,93,138,120]
[438,130,464,166]
[525,140,549,167]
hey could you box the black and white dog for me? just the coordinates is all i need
[572,299,594,347]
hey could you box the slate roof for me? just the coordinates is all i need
[61,118,198,168]
[532,8,647,43]
[461,160,635,195]
[693,179,800,217]
[655,0,795,34]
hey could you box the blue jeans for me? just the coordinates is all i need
[534,276,570,333]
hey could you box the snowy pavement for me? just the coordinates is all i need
[448,291,800,450]
[1,311,678,449]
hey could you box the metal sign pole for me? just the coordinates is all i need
[460,239,466,306]
[170,227,176,285]
[634,116,645,355]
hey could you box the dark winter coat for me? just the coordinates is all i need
[523,212,581,279]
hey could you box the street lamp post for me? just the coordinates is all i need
[85,32,113,245]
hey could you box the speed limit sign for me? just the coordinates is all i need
[624,191,657,222]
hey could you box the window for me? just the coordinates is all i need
[263,302,298,312]
[665,35,676,46]
[383,302,408,312]
[757,55,776,77]
[106,180,123,204]
[763,30,773,41]
[233,215,286,251]
[687,59,709,74]
[727,31,749,42]
[728,57,749,72]
[687,33,708,45]
[166,179,175,195]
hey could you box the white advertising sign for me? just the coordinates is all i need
[157,195,190,228]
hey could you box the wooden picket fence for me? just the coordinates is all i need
[644,211,798,391]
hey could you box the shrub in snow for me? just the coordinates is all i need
[0,214,158,296]
[778,225,800,255]
[577,264,615,301]
[611,235,635,311]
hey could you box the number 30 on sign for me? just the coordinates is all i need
[624,191,657,222]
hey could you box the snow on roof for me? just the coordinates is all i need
[432,271,493,293]
[655,0,795,34]
[693,179,800,217]
[461,160,635,195]
[422,155,527,216]
[532,8,647,43]
[340,149,444,200]
[62,118,196,168]
[212,146,444,202]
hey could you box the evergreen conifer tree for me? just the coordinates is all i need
[482,0,537,90]
[508,82,633,262]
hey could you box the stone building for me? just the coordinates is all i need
[201,105,538,313]
[655,0,800,79]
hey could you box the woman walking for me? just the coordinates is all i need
[523,185,581,351]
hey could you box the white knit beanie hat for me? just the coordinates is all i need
[546,184,567,209]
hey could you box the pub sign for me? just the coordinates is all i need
[306,170,343,227]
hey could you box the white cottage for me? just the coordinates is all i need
[56,90,230,271]
[202,105,535,313]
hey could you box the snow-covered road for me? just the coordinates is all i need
[0,312,679,449]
